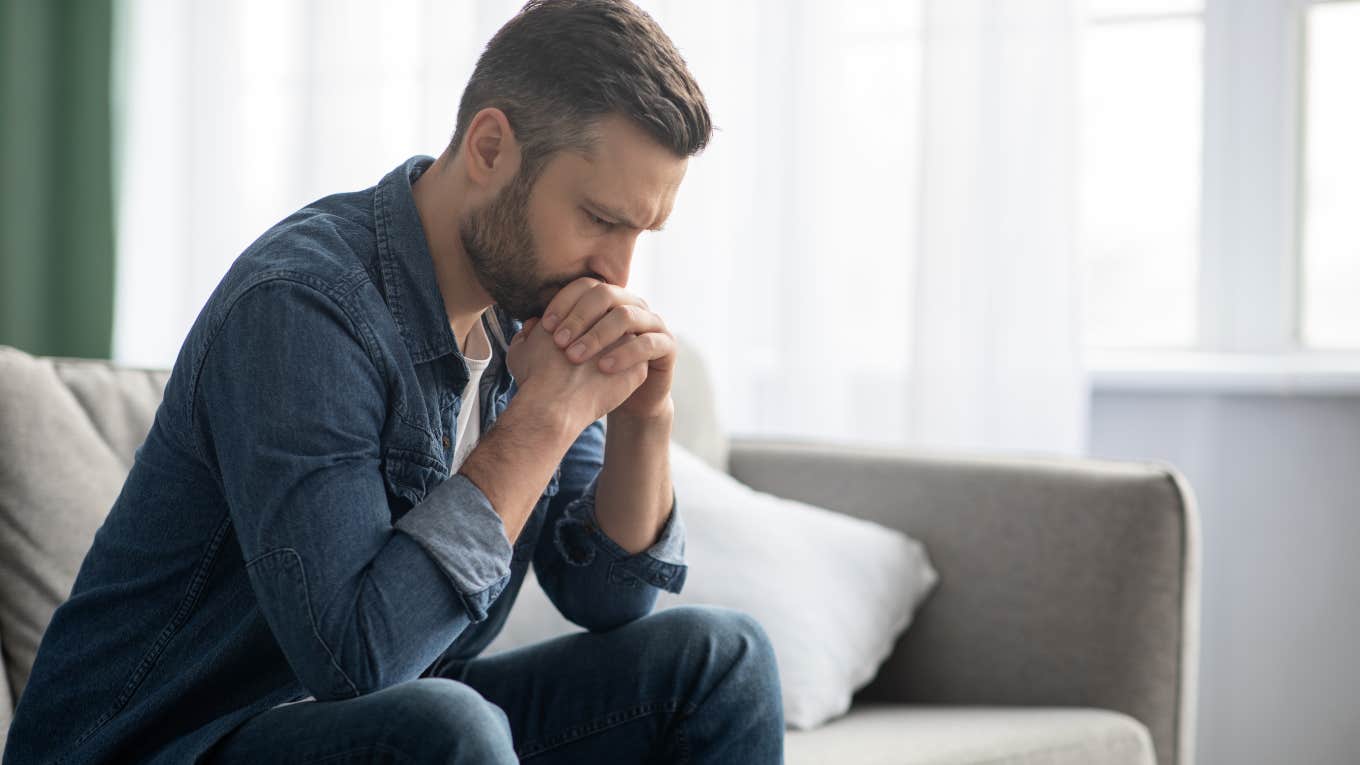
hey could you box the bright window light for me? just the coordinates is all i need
[1087,0,1203,19]
[1301,1,1360,349]
[1080,13,1203,348]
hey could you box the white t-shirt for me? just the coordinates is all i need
[450,315,493,474]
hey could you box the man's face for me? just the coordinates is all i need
[459,114,688,320]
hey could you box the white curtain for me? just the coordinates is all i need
[112,0,522,367]
[114,0,1088,455]
[636,0,1088,454]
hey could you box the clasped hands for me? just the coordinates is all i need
[506,277,675,423]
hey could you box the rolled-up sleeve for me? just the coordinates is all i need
[195,278,511,701]
[532,419,688,632]
[393,472,512,621]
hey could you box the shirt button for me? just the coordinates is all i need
[442,436,451,449]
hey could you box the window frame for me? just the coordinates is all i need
[1090,0,1360,393]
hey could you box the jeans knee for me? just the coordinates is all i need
[659,605,784,738]
[384,678,515,763]
[665,606,781,690]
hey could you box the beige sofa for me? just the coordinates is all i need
[0,342,1198,764]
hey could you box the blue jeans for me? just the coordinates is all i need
[202,605,784,763]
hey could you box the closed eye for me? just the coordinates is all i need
[584,209,616,229]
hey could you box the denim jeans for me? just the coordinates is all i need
[202,605,784,764]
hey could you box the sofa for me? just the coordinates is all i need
[0,341,1199,764]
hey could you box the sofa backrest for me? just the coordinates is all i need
[0,347,171,742]
[0,336,725,721]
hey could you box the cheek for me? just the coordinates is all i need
[543,241,597,282]
[536,218,593,271]
[523,196,596,277]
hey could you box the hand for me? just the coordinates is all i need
[506,313,649,430]
[538,277,676,420]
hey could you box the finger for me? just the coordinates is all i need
[565,304,666,363]
[597,331,675,373]
[549,282,640,351]
[600,333,634,354]
[539,277,603,333]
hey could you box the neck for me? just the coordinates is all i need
[412,152,494,350]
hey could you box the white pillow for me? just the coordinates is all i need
[485,441,939,730]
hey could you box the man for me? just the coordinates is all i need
[2,1,783,762]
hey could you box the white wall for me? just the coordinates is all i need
[1089,390,1360,765]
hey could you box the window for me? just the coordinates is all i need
[1301,1,1360,348]
[1083,0,1360,354]
[1080,1,1204,348]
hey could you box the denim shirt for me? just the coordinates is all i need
[3,156,687,765]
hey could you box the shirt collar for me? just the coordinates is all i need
[373,156,522,366]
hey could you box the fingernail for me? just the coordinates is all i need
[600,357,615,371]
[555,328,572,345]
[568,342,586,360]
[544,313,559,329]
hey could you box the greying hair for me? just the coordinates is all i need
[449,0,712,181]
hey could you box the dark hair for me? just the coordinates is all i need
[449,0,712,181]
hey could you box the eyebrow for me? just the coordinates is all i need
[586,197,667,232]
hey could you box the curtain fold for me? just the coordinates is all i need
[906,0,1088,453]
[0,0,116,358]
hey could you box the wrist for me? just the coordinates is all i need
[609,397,675,431]
[506,381,581,448]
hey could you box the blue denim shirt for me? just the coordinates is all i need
[3,156,687,765]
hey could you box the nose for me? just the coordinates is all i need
[589,235,637,288]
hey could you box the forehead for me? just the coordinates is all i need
[538,114,688,225]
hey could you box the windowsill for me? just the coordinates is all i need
[1088,350,1360,395]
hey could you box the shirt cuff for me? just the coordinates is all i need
[552,473,688,594]
[393,473,513,621]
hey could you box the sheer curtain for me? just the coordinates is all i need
[112,0,521,367]
[114,0,1087,455]
[634,0,1087,454]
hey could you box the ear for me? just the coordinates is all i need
[461,107,522,190]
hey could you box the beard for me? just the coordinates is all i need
[459,169,565,321]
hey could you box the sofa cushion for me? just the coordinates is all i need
[0,347,166,702]
[785,705,1156,765]
[487,441,938,730]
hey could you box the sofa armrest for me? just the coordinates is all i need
[728,438,1199,765]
